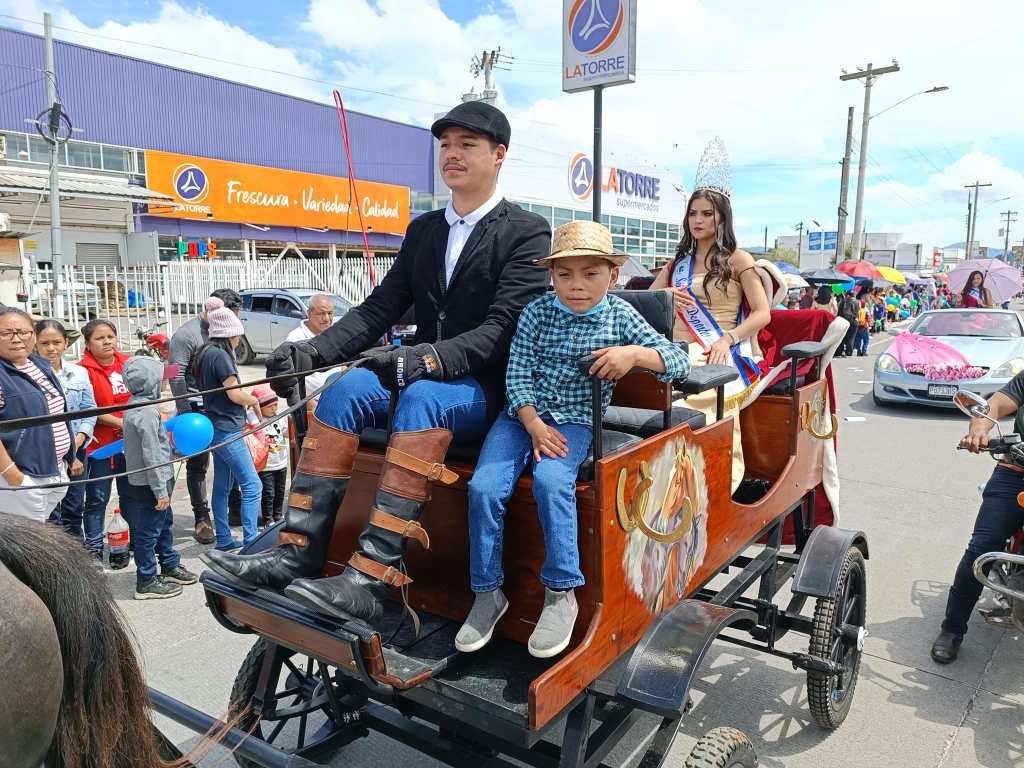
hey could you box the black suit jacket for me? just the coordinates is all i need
[311,199,551,419]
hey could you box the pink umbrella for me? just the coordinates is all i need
[948,259,1023,305]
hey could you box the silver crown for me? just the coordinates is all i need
[692,136,732,198]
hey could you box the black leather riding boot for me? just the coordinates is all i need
[285,428,456,625]
[202,417,359,590]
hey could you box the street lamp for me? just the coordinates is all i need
[871,86,950,120]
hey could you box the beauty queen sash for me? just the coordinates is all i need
[672,252,761,398]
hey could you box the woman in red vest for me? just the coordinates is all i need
[79,319,131,562]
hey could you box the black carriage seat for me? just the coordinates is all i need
[602,404,705,438]
[357,427,640,482]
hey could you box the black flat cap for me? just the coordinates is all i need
[431,101,511,148]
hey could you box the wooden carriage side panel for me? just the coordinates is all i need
[324,453,601,646]
[739,395,793,481]
[528,417,732,729]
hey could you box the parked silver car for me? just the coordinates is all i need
[237,289,353,364]
[873,309,1024,408]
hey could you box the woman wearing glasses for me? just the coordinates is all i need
[0,307,72,519]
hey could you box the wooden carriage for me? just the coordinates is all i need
[156,293,869,768]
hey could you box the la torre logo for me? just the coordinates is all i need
[568,0,623,56]
[171,162,212,215]
[568,153,661,212]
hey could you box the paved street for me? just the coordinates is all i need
[115,341,1024,768]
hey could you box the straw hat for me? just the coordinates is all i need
[536,220,628,267]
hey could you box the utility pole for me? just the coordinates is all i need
[462,48,512,105]
[964,181,992,259]
[43,12,65,318]
[840,60,900,260]
[835,106,854,264]
[794,221,804,267]
[1000,209,1018,262]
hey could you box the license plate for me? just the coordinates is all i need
[928,384,958,398]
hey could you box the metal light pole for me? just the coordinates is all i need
[835,106,854,263]
[812,218,825,269]
[43,12,65,318]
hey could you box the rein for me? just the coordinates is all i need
[0,360,350,432]
[3,361,363,491]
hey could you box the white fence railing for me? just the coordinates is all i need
[27,256,397,355]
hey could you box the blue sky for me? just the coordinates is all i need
[4,0,1024,254]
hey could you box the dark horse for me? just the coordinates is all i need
[0,512,184,768]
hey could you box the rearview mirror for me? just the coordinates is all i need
[954,391,989,419]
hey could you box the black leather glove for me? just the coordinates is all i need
[266,340,322,399]
[359,343,443,391]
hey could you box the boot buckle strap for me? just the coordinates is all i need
[289,492,313,511]
[384,447,458,485]
[369,507,430,549]
[277,531,309,548]
[348,552,413,587]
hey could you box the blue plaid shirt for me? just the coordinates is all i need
[506,293,691,426]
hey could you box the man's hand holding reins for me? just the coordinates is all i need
[266,341,322,399]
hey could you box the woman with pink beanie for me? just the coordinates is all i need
[191,299,262,549]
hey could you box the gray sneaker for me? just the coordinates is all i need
[161,565,199,585]
[135,577,183,600]
[528,588,578,659]
[455,589,509,653]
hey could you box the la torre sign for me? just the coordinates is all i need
[562,0,637,93]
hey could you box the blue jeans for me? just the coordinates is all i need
[83,453,126,553]
[117,481,180,586]
[55,446,87,539]
[313,368,490,443]
[854,327,870,356]
[211,429,262,547]
[467,412,592,592]
[943,465,1024,636]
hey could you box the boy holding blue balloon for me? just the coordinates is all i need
[119,356,198,599]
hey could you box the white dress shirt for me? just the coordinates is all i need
[443,187,504,287]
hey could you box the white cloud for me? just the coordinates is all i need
[4,0,1023,251]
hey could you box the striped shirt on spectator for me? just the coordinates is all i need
[15,360,72,466]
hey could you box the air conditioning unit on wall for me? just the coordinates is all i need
[0,213,10,232]
[0,134,6,159]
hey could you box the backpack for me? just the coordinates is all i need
[839,296,858,322]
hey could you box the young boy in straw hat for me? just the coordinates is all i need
[456,220,690,658]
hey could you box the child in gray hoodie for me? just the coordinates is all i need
[119,357,198,599]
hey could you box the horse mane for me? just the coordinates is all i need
[0,513,172,768]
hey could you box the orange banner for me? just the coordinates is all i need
[144,150,410,235]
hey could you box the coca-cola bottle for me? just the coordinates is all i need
[107,508,131,570]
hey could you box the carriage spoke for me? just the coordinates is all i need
[297,712,308,748]
[283,658,304,680]
[266,716,288,744]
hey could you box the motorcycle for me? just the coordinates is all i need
[955,390,1024,631]
[133,321,170,360]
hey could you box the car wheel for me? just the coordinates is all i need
[235,336,255,365]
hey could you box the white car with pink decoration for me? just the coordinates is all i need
[874,309,1024,407]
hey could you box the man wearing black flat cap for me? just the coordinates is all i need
[203,101,551,627]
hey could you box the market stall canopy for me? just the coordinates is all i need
[784,274,809,289]
[618,257,652,279]
[774,261,801,275]
[0,169,173,205]
[876,266,907,285]
[835,260,885,281]
[801,267,850,285]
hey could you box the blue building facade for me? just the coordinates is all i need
[0,26,435,256]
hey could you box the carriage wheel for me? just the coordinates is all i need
[807,546,866,730]
[228,637,366,767]
[684,727,758,767]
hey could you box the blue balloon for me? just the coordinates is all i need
[169,412,214,455]
[90,439,124,459]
